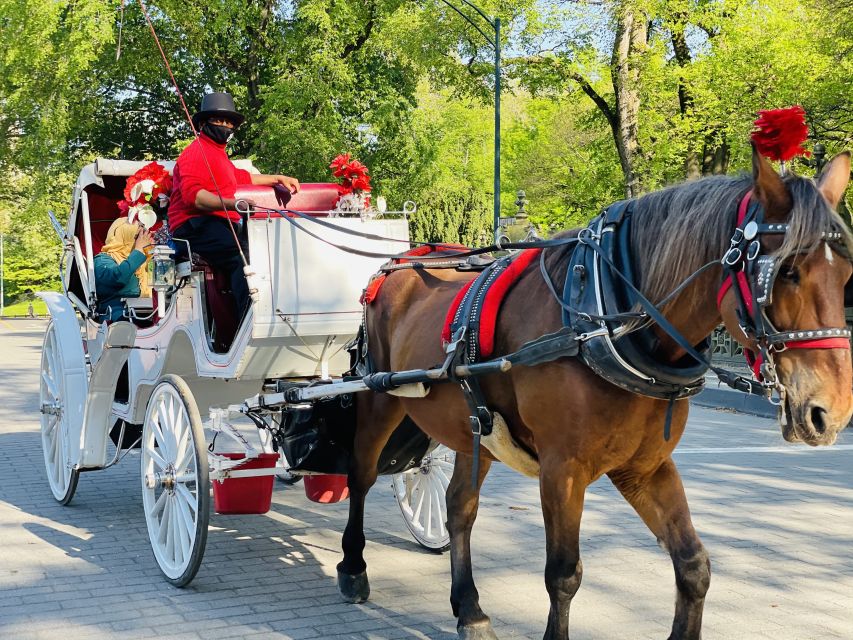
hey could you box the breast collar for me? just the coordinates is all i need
[716,191,851,392]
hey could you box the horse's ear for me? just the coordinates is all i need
[751,142,792,221]
[817,151,851,210]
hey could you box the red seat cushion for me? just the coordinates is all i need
[192,254,238,351]
[236,183,343,217]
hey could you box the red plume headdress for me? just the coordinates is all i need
[750,106,810,163]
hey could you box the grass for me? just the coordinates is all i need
[1,299,48,317]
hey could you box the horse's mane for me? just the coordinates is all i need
[628,173,853,307]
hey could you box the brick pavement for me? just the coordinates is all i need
[0,318,851,639]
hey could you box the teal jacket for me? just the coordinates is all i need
[93,250,147,322]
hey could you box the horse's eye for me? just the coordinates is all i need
[779,265,800,284]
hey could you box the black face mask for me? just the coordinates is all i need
[202,122,234,145]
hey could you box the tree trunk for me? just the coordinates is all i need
[702,136,730,175]
[611,2,647,198]
[667,10,702,180]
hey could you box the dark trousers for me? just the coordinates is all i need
[173,216,249,319]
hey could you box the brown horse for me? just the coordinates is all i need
[337,147,853,640]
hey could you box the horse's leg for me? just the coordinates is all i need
[539,458,588,640]
[609,458,710,640]
[447,452,497,640]
[337,393,405,603]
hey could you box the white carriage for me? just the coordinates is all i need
[39,159,454,586]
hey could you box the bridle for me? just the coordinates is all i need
[716,191,852,396]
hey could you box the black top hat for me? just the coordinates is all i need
[191,92,245,129]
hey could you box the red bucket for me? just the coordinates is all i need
[212,453,279,515]
[303,474,349,504]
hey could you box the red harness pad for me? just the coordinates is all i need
[441,249,542,358]
[361,244,468,305]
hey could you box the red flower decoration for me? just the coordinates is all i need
[751,106,811,162]
[330,153,352,179]
[122,162,173,205]
[329,153,371,193]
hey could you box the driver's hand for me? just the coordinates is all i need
[233,198,256,211]
[276,175,300,193]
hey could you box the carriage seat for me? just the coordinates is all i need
[191,253,239,352]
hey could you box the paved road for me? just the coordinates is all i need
[0,317,851,639]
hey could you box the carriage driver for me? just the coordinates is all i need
[169,91,300,320]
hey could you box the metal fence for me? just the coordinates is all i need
[710,308,853,368]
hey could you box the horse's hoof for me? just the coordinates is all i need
[458,621,499,640]
[337,569,370,604]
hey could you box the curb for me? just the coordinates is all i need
[693,385,776,418]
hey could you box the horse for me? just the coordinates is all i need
[336,146,853,640]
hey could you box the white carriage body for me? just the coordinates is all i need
[43,159,409,471]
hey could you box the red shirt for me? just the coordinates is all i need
[168,134,252,232]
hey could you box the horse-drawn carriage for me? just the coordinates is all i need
[39,158,454,586]
[39,142,853,638]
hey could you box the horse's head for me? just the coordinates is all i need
[720,147,853,445]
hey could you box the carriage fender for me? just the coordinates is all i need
[79,321,136,468]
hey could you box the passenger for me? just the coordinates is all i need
[169,91,300,320]
[94,219,152,323]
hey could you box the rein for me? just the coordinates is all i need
[255,195,848,405]
[250,205,582,259]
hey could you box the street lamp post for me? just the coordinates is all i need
[434,0,501,241]
[1,231,4,317]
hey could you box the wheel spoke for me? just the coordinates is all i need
[155,398,174,460]
[175,483,198,514]
[432,481,445,535]
[44,414,59,436]
[149,489,168,517]
[166,396,180,459]
[175,496,193,559]
[411,484,426,524]
[175,438,194,473]
[174,411,191,471]
[41,370,59,401]
[159,497,172,548]
[145,445,168,471]
[150,411,170,461]
[168,498,179,564]
[53,434,64,485]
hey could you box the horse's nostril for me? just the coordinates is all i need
[810,406,828,434]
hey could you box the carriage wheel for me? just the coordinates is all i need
[141,375,209,587]
[391,444,454,552]
[39,322,80,504]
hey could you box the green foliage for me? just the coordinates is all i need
[1,0,852,300]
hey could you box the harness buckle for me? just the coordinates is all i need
[723,246,742,266]
[746,240,761,261]
[469,415,483,436]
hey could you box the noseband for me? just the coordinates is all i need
[716,191,851,393]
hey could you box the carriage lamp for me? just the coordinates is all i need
[150,244,176,318]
